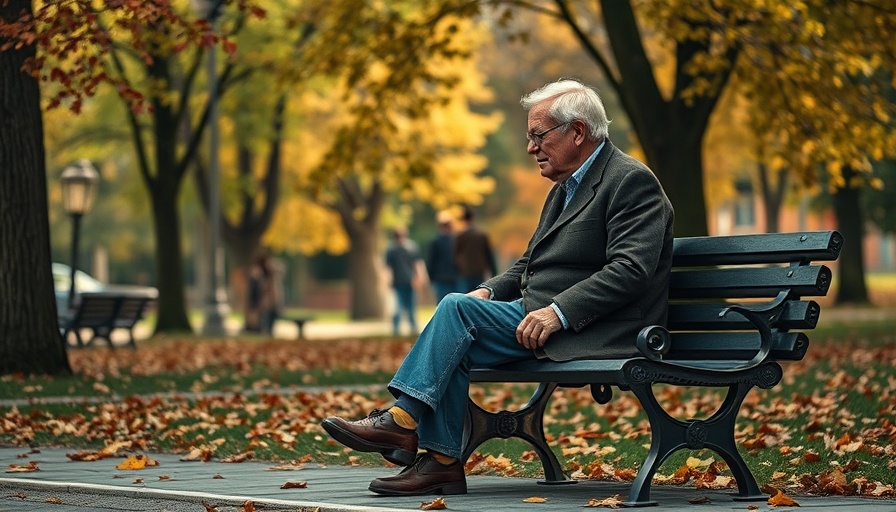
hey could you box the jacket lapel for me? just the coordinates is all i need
[535,140,615,245]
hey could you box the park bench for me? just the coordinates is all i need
[465,230,843,507]
[60,287,158,348]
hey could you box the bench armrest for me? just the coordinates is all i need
[637,290,790,373]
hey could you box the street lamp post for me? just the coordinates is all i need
[193,0,229,336]
[60,160,100,310]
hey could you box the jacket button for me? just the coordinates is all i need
[527,270,535,276]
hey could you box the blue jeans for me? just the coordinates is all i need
[392,286,417,335]
[387,293,536,458]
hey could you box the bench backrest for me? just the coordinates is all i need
[664,230,843,363]
[71,289,158,328]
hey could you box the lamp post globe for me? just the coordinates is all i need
[60,160,100,309]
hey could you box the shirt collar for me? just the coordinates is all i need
[564,138,605,189]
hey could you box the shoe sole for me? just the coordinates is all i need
[321,419,416,466]
[368,480,467,496]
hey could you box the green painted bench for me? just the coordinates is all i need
[466,230,843,507]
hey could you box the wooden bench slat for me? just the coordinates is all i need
[672,231,843,266]
[667,300,820,330]
[472,359,627,383]
[664,331,809,361]
[669,265,832,299]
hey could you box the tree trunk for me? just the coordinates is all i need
[346,226,384,320]
[147,87,191,333]
[332,176,386,320]
[758,163,788,233]
[648,133,708,237]
[149,186,193,332]
[0,0,71,375]
[832,166,869,304]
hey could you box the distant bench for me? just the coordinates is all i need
[60,288,158,348]
[465,231,843,507]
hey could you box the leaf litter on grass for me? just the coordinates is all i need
[1,337,894,500]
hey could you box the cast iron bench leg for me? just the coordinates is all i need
[463,382,574,484]
[624,373,775,507]
[703,383,766,502]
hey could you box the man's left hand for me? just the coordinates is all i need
[516,306,562,350]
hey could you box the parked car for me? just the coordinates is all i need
[52,263,105,319]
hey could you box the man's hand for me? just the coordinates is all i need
[516,306,562,350]
[467,287,491,300]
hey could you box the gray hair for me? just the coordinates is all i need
[520,78,610,141]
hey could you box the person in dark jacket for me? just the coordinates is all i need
[425,211,459,303]
[453,206,497,292]
[323,78,674,497]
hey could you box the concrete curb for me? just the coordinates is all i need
[0,478,407,512]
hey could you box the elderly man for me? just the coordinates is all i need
[323,78,674,496]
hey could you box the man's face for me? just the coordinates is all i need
[526,102,579,183]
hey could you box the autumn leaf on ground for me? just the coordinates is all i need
[158,475,171,480]
[280,481,308,489]
[213,474,224,479]
[67,441,131,462]
[267,460,307,471]
[116,454,159,470]
[768,489,800,507]
[202,503,219,512]
[6,461,39,473]
[523,496,548,502]
[133,478,143,484]
[584,494,624,508]
[688,496,711,504]
[220,451,253,463]
[421,497,447,510]
[240,500,256,512]
[46,497,63,504]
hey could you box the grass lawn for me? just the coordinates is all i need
[1,311,895,498]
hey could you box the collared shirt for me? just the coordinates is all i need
[561,139,604,211]
[551,139,606,329]
[478,139,606,332]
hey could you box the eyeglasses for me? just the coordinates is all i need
[526,122,570,146]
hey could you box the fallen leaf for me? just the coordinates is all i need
[240,501,256,512]
[46,497,63,504]
[221,452,253,463]
[202,503,219,512]
[523,496,548,502]
[280,481,308,489]
[421,497,447,510]
[159,475,171,480]
[584,494,624,508]
[11,493,26,499]
[212,473,224,479]
[768,489,800,507]
[6,461,39,473]
[133,478,143,484]
[267,462,306,471]
[688,496,711,504]
[116,454,158,470]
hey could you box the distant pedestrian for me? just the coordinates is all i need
[245,248,282,335]
[385,227,423,336]
[454,206,497,293]
[425,211,459,303]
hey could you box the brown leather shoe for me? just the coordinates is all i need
[321,409,418,466]
[368,453,467,496]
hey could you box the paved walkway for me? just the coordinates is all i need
[2,448,894,512]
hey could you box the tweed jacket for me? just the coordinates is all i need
[483,140,674,361]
